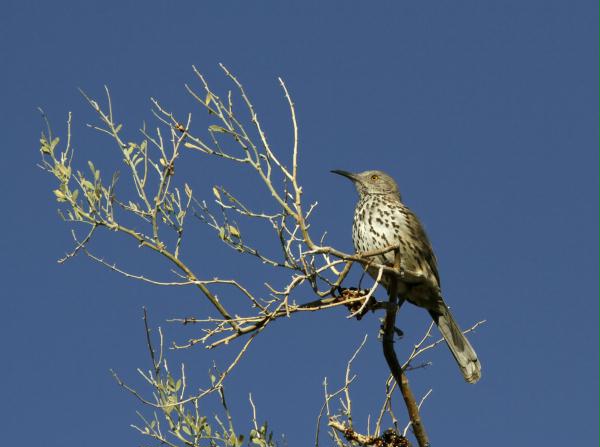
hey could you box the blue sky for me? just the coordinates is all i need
[1,1,598,446]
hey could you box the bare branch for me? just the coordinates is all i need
[381,250,429,447]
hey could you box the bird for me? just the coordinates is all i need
[331,169,481,383]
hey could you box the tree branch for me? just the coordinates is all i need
[382,249,429,447]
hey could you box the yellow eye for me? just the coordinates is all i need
[371,174,379,180]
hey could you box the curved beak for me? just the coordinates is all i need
[330,170,357,181]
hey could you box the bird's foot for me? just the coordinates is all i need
[378,322,404,339]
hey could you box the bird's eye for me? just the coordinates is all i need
[371,174,379,180]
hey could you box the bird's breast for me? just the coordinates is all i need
[352,197,411,266]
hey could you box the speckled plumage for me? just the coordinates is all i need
[352,192,441,303]
[333,169,481,383]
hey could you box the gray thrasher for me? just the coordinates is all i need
[332,169,481,383]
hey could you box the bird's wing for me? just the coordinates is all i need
[403,207,441,288]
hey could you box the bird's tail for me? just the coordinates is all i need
[429,306,481,384]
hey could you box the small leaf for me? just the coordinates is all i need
[124,143,135,157]
[205,92,213,105]
[228,225,240,238]
[212,187,221,201]
[53,189,66,201]
[81,179,94,190]
[184,183,192,198]
[50,137,60,151]
[40,137,53,154]
[208,125,226,133]
[185,413,194,426]
[54,163,71,180]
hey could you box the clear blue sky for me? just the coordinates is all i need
[1,1,597,446]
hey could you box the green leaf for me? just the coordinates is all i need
[208,125,226,133]
[212,187,221,201]
[124,144,135,157]
[81,179,94,190]
[167,375,176,391]
[184,413,194,426]
[228,225,240,238]
[40,136,53,154]
[53,189,66,202]
[54,163,71,180]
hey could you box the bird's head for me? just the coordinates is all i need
[331,169,401,198]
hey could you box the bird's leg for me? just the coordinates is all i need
[377,293,406,339]
[379,322,404,339]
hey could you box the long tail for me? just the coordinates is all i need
[429,306,481,384]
